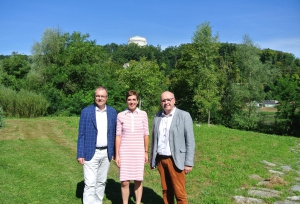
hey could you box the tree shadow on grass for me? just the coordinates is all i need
[105,179,163,204]
[76,179,163,204]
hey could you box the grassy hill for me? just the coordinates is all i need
[0,117,299,203]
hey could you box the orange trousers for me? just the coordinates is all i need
[156,155,188,204]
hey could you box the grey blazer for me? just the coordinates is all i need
[150,108,195,170]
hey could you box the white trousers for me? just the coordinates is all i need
[83,149,110,204]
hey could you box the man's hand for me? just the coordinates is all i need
[77,158,85,165]
[184,166,192,174]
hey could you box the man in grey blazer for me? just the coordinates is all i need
[150,91,195,204]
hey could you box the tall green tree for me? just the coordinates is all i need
[118,57,167,114]
[228,35,273,130]
[31,27,67,67]
[191,22,221,125]
[169,22,221,124]
[169,44,197,116]
[218,43,240,125]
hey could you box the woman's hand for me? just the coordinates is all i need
[144,152,148,163]
[115,156,120,168]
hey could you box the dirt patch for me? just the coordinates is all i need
[260,107,277,112]
[259,176,287,188]
[267,176,287,185]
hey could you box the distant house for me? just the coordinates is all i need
[263,100,278,107]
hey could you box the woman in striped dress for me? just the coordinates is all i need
[115,90,149,204]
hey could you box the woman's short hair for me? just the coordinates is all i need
[126,90,139,101]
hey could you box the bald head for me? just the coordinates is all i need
[160,91,176,115]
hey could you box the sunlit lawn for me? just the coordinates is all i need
[0,117,299,203]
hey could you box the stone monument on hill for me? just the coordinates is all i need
[128,36,147,46]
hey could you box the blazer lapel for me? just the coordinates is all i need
[154,112,162,137]
[106,107,110,132]
[91,105,97,129]
[169,109,178,134]
[155,115,162,131]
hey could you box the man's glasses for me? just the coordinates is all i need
[95,95,107,99]
[161,98,174,103]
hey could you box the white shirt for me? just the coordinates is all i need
[157,107,176,156]
[96,106,108,147]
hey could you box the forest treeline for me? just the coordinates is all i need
[0,22,299,136]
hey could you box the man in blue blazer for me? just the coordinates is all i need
[150,91,195,204]
[77,86,117,204]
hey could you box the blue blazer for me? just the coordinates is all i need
[77,104,117,161]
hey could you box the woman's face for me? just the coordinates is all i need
[127,95,138,112]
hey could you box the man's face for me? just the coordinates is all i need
[94,89,108,109]
[161,91,175,115]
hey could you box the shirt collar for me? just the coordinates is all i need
[162,107,176,117]
[96,105,107,112]
[125,107,140,114]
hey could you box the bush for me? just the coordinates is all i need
[230,102,262,131]
[0,86,15,116]
[0,86,49,118]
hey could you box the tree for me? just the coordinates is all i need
[31,27,67,67]
[271,74,300,136]
[0,52,31,90]
[191,22,221,125]
[29,28,110,115]
[169,22,221,124]
[161,46,181,76]
[102,43,162,67]
[228,35,272,130]
[118,57,167,114]
[217,43,240,125]
[169,44,198,117]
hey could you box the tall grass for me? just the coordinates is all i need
[0,117,299,203]
[0,106,4,127]
[0,86,49,118]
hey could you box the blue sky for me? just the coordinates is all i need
[1,0,299,58]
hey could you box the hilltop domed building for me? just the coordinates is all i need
[128,36,147,46]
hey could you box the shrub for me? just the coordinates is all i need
[0,86,49,118]
[0,86,15,116]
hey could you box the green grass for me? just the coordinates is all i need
[0,117,300,203]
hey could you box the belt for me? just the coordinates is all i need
[157,154,172,159]
[96,146,107,150]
